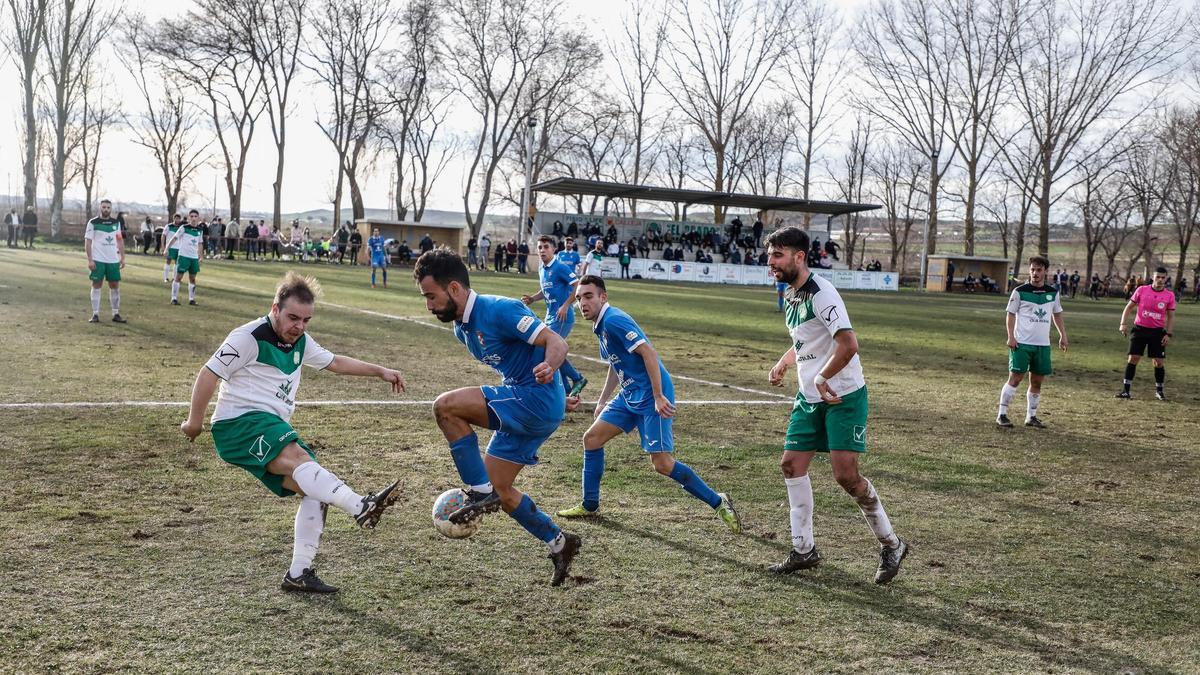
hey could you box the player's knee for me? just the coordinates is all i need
[432,392,457,425]
[650,453,675,475]
[582,428,605,449]
[779,458,803,478]
[496,485,523,510]
[1153,358,1164,367]
[1128,355,1140,364]
[832,466,861,493]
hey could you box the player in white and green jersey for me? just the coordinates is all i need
[163,213,182,282]
[164,209,205,306]
[84,199,126,323]
[764,226,908,584]
[997,255,1069,429]
[180,272,408,593]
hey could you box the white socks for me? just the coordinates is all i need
[549,531,566,553]
[998,383,1017,415]
[163,263,171,281]
[110,290,119,314]
[90,287,101,314]
[854,479,900,549]
[289,496,324,577]
[188,283,196,301]
[1027,391,1040,420]
[171,280,179,301]
[292,461,363,515]
[784,475,815,553]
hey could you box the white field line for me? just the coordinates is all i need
[0,399,792,410]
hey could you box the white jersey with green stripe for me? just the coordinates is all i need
[784,272,865,404]
[166,224,181,249]
[85,217,122,263]
[169,225,205,259]
[1006,283,1062,346]
[205,317,335,423]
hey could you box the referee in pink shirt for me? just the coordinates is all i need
[1116,266,1177,400]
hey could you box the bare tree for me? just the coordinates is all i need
[444,0,600,237]
[1121,129,1172,279]
[405,99,458,222]
[1010,0,1182,255]
[743,101,799,198]
[5,0,48,213]
[120,19,210,219]
[40,0,112,236]
[1069,144,1130,280]
[73,65,119,220]
[870,139,924,275]
[996,131,1041,276]
[154,1,268,221]
[782,0,845,227]
[608,0,666,216]
[832,117,871,266]
[1158,107,1200,286]
[306,0,397,223]
[658,0,795,224]
[942,0,1018,255]
[856,0,963,263]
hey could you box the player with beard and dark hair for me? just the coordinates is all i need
[414,249,582,586]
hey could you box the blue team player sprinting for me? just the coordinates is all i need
[368,227,388,288]
[557,274,742,532]
[522,234,588,397]
[414,248,582,586]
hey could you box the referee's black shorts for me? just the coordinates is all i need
[1129,326,1167,359]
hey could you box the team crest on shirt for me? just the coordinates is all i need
[517,316,534,332]
[1045,294,1053,301]
[1158,302,1165,309]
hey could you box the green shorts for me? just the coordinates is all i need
[89,261,121,282]
[211,411,314,497]
[167,248,179,261]
[176,255,200,276]
[1009,343,1052,376]
[784,385,868,453]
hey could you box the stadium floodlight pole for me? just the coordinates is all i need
[520,114,537,250]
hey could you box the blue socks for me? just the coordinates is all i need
[669,461,721,508]
[582,448,605,511]
[510,494,560,543]
[449,433,489,489]
[382,268,387,284]
[371,269,376,285]
[560,359,582,391]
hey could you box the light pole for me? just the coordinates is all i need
[519,114,537,249]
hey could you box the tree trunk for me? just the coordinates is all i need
[272,137,285,230]
[1037,167,1051,255]
[926,160,939,255]
[963,159,977,256]
[22,63,37,212]
[332,167,344,232]
[713,144,726,225]
[1012,212,1027,282]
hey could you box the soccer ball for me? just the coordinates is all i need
[431,488,480,539]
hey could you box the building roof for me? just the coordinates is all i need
[355,218,467,230]
[531,177,880,216]
[927,254,1011,263]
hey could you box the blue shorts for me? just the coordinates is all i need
[776,282,788,293]
[481,383,565,465]
[371,254,387,267]
[546,310,575,338]
[599,395,674,453]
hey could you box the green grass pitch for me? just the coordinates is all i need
[1,246,1198,672]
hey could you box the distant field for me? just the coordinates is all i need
[1,245,1197,673]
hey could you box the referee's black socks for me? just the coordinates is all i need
[1123,363,1137,393]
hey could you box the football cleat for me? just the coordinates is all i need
[281,567,339,593]
[1155,390,1166,401]
[88,314,100,323]
[171,298,180,305]
[111,314,127,323]
[448,488,502,524]
[769,547,822,574]
[568,377,589,398]
[1114,391,1131,399]
[874,539,909,584]
[354,479,402,529]
[188,299,197,306]
[996,414,1013,428]
[549,532,582,586]
[1024,416,1046,429]
[557,503,599,518]
[716,493,742,533]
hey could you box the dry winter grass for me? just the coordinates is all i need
[1,245,1198,673]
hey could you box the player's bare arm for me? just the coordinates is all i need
[181,366,219,441]
[1053,312,1068,351]
[325,355,407,393]
[634,342,675,418]
[769,346,797,386]
[85,237,95,271]
[558,287,578,323]
[521,290,544,306]
[117,231,126,268]
[1118,300,1136,335]
[815,329,859,404]
[1163,309,1174,346]
[1006,312,1018,348]
[530,327,568,384]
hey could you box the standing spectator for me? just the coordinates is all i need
[552,220,564,242]
[467,235,478,269]
[606,239,619,257]
[257,220,269,258]
[21,205,38,248]
[6,208,21,248]
[336,222,350,263]
[419,232,434,256]
[752,216,764,248]
[1069,270,1081,298]
[605,223,618,243]
[140,217,154,254]
[349,225,362,265]
[517,240,530,274]
[824,238,840,261]
[269,224,282,260]
[638,233,649,258]
[243,220,258,260]
[567,220,579,238]
[946,261,956,291]
[1088,273,1102,300]
[619,245,631,279]
[224,219,239,259]
[480,233,491,270]
[116,211,128,246]
[505,238,517,271]
[493,238,504,271]
[288,222,303,260]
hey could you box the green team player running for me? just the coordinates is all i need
[164,209,206,306]
[84,199,126,324]
[180,272,406,593]
[765,226,908,584]
[997,255,1069,429]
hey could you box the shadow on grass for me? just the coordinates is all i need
[324,600,503,674]
[591,518,1167,674]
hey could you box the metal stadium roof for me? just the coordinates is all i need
[531,177,880,216]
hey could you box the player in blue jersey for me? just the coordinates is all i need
[557,236,582,274]
[522,235,588,397]
[776,280,788,312]
[557,275,742,532]
[367,228,387,288]
[414,249,582,586]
